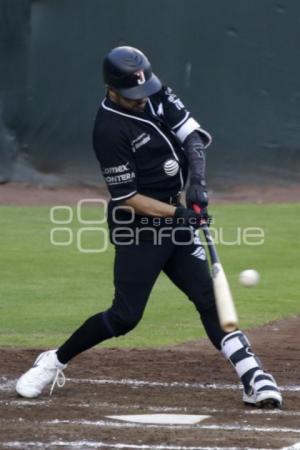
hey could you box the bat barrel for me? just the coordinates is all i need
[211,262,239,333]
[192,205,238,333]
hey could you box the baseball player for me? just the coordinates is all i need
[16,46,282,408]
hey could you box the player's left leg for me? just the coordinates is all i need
[163,228,282,408]
[16,239,173,398]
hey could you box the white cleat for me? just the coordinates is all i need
[16,350,67,398]
[243,371,282,408]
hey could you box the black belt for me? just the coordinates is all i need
[161,193,181,206]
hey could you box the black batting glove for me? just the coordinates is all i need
[186,177,208,210]
[197,207,211,224]
[174,206,209,229]
[191,203,213,227]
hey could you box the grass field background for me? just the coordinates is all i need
[0,204,299,348]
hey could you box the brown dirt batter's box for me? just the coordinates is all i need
[0,317,299,449]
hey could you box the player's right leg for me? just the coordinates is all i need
[221,331,282,408]
[163,229,282,408]
[16,240,172,398]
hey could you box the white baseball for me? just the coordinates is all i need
[239,269,260,287]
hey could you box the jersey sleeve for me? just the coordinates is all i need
[93,129,137,202]
[149,85,212,148]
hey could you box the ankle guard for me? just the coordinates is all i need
[221,331,262,391]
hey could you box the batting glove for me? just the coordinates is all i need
[186,177,208,210]
[174,206,211,229]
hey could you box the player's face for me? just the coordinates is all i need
[109,89,148,112]
[120,96,148,112]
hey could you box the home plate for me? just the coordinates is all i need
[106,414,210,425]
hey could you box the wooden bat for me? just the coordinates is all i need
[193,205,238,332]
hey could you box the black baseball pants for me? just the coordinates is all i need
[105,228,227,348]
[57,228,227,364]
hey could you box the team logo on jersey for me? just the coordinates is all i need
[191,231,206,260]
[163,159,179,176]
[134,70,146,85]
[191,246,206,261]
[131,133,151,151]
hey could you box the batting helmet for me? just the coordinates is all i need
[103,46,162,100]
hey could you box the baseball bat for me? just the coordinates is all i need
[193,205,238,332]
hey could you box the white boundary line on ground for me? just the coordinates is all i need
[67,377,300,392]
[0,442,277,450]
[73,403,300,417]
[2,376,300,392]
[4,441,300,450]
[281,444,300,450]
[0,378,16,391]
[2,396,300,417]
[44,418,300,434]
[0,399,50,406]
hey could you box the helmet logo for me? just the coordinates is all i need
[135,70,146,85]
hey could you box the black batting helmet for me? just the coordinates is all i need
[103,46,162,100]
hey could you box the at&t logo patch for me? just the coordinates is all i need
[163,159,179,176]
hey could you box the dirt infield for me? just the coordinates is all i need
[1,317,300,450]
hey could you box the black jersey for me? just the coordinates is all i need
[93,86,211,203]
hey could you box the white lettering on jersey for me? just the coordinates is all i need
[131,133,151,152]
[165,87,185,110]
[103,163,130,175]
[105,172,136,185]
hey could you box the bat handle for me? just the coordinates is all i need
[192,204,219,264]
[192,204,209,230]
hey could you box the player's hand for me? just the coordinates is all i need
[186,178,208,210]
[197,207,211,225]
[174,206,211,229]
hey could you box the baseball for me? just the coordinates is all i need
[239,269,260,287]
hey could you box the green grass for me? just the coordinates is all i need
[0,204,299,348]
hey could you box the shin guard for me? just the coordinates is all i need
[221,330,262,392]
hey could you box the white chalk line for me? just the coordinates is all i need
[65,402,300,417]
[43,418,300,434]
[244,409,300,416]
[2,376,300,392]
[0,399,50,406]
[0,442,277,450]
[68,377,241,389]
[1,377,299,449]
[67,377,300,392]
[6,416,300,434]
[282,445,300,450]
[80,402,187,412]
[0,377,16,391]
[2,394,300,417]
